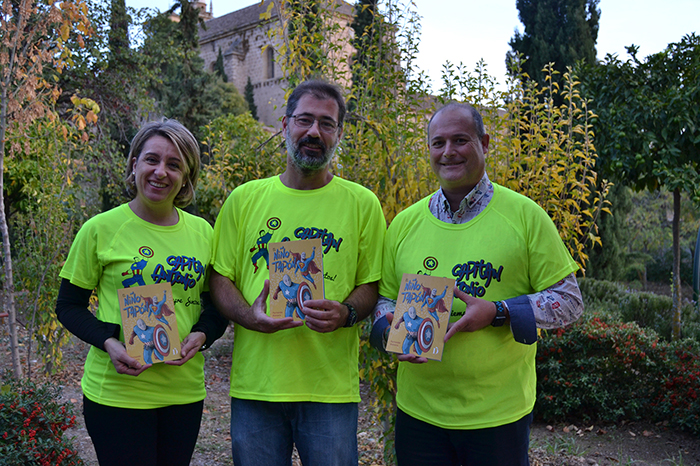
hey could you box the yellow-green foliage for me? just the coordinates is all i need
[263,0,350,92]
[440,60,610,274]
[10,110,101,375]
[492,64,610,273]
[196,113,286,224]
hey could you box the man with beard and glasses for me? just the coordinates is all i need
[210,80,386,466]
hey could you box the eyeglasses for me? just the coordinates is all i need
[290,115,339,134]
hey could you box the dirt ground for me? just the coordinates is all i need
[2,325,700,466]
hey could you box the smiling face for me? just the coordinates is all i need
[282,94,342,174]
[428,106,490,201]
[131,134,186,213]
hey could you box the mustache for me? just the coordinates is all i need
[297,136,327,153]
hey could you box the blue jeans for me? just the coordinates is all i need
[230,397,358,466]
[395,408,532,466]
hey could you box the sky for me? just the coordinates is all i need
[125,0,700,91]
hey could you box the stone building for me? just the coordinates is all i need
[198,0,354,128]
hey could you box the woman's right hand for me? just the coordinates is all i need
[103,337,151,376]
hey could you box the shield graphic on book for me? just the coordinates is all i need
[417,318,434,353]
[153,324,170,357]
[297,282,312,307]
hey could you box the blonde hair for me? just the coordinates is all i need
[125,119,200,208]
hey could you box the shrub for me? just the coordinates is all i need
[579,278,700,342]
[536,315,700,436]
[650,340,700,436]
[0,378,84,466]
[618,291,673,338]
[578,278,626,308]
[536,315,661,423]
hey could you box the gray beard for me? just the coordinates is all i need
[286,135,337,174]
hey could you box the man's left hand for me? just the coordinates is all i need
[444,287,497,342]
[302,299,347,333]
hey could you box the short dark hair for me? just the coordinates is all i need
[125,119,200,208]
[427,102,486,142]
[285,80,347,128]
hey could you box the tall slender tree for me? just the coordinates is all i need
[108,0,130,63]
[350,0,378,105]
[244,77,258,121]
[508,0,600,85]
[214,48,228,82]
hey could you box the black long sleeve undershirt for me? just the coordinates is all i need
[55,278,229,352]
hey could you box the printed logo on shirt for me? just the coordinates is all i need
[292,227,343,254]
[423,256,438,271]
[451,260,503,298]
[120,246,205,291]
[151,255,206,291]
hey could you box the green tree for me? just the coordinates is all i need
[582,34,700,339]
[108,0,130,62]
[214,47,228,82]
[141,1,246,139]
[58,0,154,146]
[349,0,377,107]
[56,0,153,215]
[244,77,258,121]
[509,0,600,86]
[12,113,102,377]
[586,183,632,282]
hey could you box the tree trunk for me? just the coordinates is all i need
[0,90,23,378]
[671,188,682,340]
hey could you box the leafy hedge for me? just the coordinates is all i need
[535,314,700,436]
[578,278,700,341]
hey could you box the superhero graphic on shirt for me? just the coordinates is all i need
[250,230,272,273]
[121,257,148,287]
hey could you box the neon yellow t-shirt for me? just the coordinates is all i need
[59,204,213,409]
[380,184,578,429]
[212,175,385,402]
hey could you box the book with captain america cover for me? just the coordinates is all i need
[118,282,182,365]
[385,273,455,361]
[268,238,325,321]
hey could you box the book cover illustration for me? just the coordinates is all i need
[385,273,455,361]
[268,238,325,320]
[118,282,182,365]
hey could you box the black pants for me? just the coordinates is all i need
[83,395,204,466]
[395,408,532,466]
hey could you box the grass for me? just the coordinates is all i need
[530,433,589,457]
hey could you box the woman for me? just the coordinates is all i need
[55,120,228,466]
